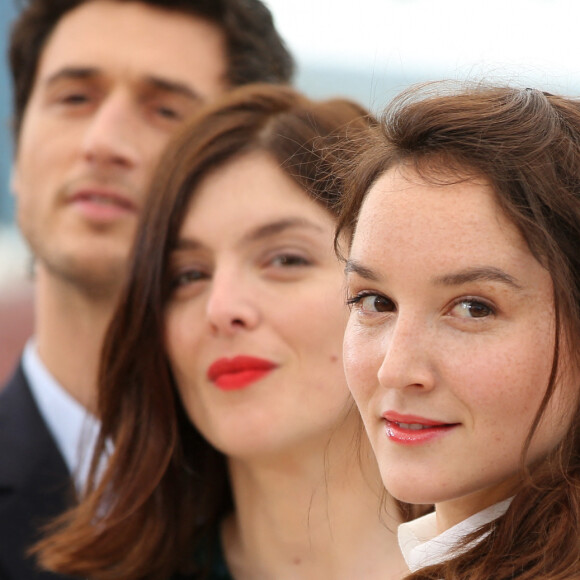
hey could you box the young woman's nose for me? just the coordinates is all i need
[377,315,436,392]
[205,268,261,336]
[80,90,141,170]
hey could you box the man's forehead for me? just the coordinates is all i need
[34,1,228,99]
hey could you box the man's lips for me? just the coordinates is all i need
[382,411,460,445]
[207,356,277,391]
[69,188,138,220]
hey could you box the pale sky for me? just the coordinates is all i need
[264,0,580,96]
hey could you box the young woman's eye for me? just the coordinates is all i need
[449,298,494,319]
[347,292,395,313]
[270,254,310,268]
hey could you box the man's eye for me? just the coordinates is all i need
[270,254,310,267]
[60,93,90,105]
[156,105,180,120]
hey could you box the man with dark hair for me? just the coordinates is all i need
[0,1,293,578]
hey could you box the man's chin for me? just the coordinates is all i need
[39,254,129,302]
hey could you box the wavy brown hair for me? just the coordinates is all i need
[336,82,580,579]
[35,83,376,580]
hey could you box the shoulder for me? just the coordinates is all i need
[0,364,74,579]
[0,364,67,480]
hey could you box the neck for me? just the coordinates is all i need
[34,266,120,413]
[224,418,407,580]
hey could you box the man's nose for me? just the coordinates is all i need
[80,90,141,170]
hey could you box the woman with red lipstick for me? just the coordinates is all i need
[36,84,411,579]
[338,83,580,579]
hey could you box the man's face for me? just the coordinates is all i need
[11,0,228,298]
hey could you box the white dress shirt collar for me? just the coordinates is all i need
[398,497,513,573]
[22,340,100,494]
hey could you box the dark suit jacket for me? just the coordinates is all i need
[0,364,75,579]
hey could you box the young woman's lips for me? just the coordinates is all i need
[382,411,460,446]
[207,356,277,391]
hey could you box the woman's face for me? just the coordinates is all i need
[343,166,577,529]
[165,152,351,460]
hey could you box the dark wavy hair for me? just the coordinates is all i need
[336,82,580,579]
[9,0,294,140]
[35,83,376,580]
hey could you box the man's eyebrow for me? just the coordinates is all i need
[344,259,380,282]
[43,68,203,102]
[434,267,523,289]
[144,75,203,102]
[44,67,100,85]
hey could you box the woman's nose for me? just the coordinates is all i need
[377,315,436,393]
[205,268,261,336]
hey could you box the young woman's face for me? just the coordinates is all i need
[343,166,578,529]
[164,152,351,461]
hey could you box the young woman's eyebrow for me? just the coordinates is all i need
[433,267,523,290]
[344,259,380,282]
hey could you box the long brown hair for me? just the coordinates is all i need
[337,82,580,579]
[36,83,376,579]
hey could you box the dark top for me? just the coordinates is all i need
[0,364,75,579]
[186,525,233,580]
[207,532,232,580]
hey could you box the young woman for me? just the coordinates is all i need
[338,83,580,579]
[36,84,409,579]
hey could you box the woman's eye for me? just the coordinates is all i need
[172,269,207,288]
[270,254,310,268]
[347,293,394,313]
[449,299,494,319]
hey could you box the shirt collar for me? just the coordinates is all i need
[398,497,513,572]
[22,340,101,494]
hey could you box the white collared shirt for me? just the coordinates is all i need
[22,340,101,495]
[398,497,513,572]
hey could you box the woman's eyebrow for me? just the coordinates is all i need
[433,267,523,290]
[344,259,380,282]
[171,218,324,251]
[242,218,325,244]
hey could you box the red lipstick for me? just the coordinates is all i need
[382,411,459,446]
[207,356,277,391]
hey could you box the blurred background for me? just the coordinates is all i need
[1,0,579,376]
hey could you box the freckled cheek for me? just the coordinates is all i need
[453,343,552,433]
[343,329,379,405]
